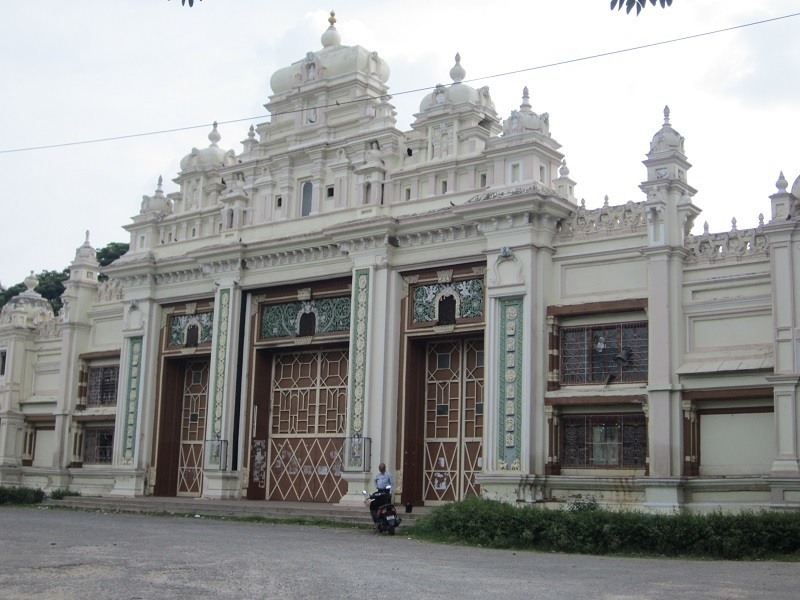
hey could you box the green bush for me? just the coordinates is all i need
[49,488,81,500]
[412,497,800,559]
[0,485,46,505]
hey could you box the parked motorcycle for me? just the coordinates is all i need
[363,486,401,535]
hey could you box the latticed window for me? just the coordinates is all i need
[561,414,647,469]
[560,322,647,384]
[84,427,114,464]
[87,366,119,406]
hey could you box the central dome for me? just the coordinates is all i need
[269,12,390,97]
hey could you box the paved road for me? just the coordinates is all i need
[0,507,797,600]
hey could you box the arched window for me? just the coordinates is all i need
[301,182,313,216]
[185,324,199,348]
[298,312,316,337]
[364,183,372,205]
[437,295,457,326]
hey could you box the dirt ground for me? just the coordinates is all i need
[0,506,797,599]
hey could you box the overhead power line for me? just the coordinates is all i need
[1,11,798,155]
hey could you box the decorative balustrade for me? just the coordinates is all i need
[684,216,769,263]
[556,197,647,238]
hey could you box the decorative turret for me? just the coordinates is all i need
[640,106,695,197]
[502,87,550,137]
[553,160,577,202]
[139,176,172,216]
[412,54,500,162]
[179,122,238,172]
[639,106,697,203]
[640,106,700,246]
[68,230,100,284]
[418,53,495,113]
[769,171,798,222]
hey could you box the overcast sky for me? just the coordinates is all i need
[1,1,799,287]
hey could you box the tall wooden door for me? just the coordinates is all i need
[423,338,484,502]
[267,348,348,502]
[176,360,209,496]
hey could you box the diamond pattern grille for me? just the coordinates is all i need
[424,339,483,502]
[177,360,208,496]
[268,349,348,502]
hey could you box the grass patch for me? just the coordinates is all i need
[0,485,46,505]
[48,489,82,500]
[412,496,800,560]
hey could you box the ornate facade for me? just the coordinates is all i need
[2,13,800,510]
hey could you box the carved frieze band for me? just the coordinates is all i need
[121,336,143,465]
[498,298,523,471]
[346,268,370,468]
[245,245,344,269]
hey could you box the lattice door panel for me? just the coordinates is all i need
[177,360,208,496]
[268,437,346,502]
[267,349,348,502]
[424,339,484,502]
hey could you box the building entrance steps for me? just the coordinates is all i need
[50,495,432,526]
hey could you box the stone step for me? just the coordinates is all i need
[50,496,430,526]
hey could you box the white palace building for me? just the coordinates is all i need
[2,13,800,511]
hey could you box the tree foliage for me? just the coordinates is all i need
[610,0,673,15]
[96,242,129,268]
[0,242,129,315]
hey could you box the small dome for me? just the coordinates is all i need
[792,173,800,198]
[0,271,55,329]
[269,13,390,96]
[418,54,494,112]
[649,106,684,155]
[180,122,238,171]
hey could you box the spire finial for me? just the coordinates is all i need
[321,10,341,47]
[663,105,671,125]
[777,171,788,191]
[248,125,256,140]
[157,175,163,189]
[209,121,221,146]
[559,159,570,177]
[85,230,90,244]
[520,86,532,112]
[450,52,466,83]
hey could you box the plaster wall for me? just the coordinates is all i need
[32,429,56,468]
[699,411,773,476]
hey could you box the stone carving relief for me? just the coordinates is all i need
[489,247,523,286]
[260,297,351,339]
[411,278,483,323]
